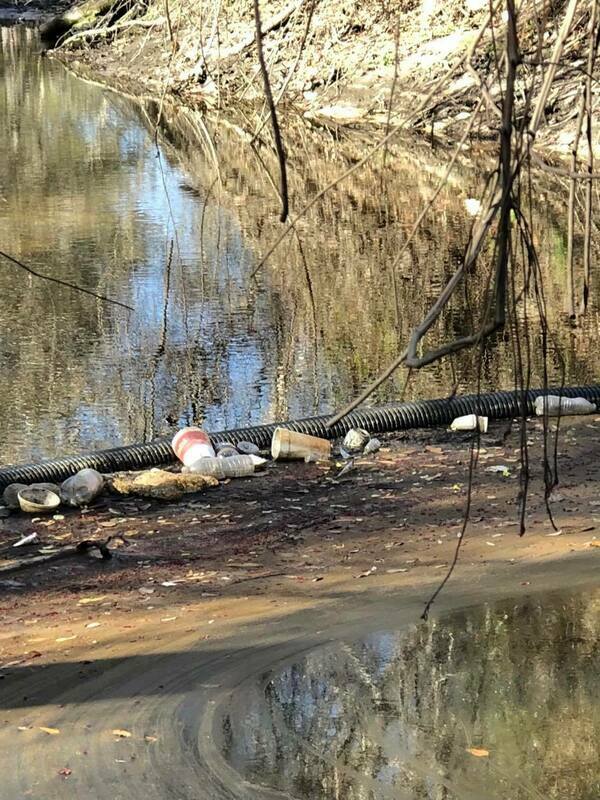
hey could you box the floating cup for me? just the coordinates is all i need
[271,428,331,462]
[172,427,216,466]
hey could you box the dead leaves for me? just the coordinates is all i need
[39,726,60,735]
[111,729,132,738]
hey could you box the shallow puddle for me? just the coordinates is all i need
[222,587,599,799]
[1,24,600,464]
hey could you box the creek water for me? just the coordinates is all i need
[222,586,600,800]
[1,23,599,465]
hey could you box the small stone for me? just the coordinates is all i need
[236,441,261,455]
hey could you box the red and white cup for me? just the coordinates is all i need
[172,427,215,466]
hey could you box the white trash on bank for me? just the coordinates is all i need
[534,395,596,417]
[186,454,267,478]
[342,428,371,454]
[17,486,61,514]
[172,427,215,466]
[13,532,38,547]
[450,414,489,432]
[271,428,331,462]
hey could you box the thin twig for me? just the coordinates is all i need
[253,0,289,222]
[0,249,133,311]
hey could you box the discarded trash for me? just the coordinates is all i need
[485,465,511,476]
[18,487,61,514]
[172,427,215,466]
[464,197,482,216]
[236,441,261,456]
[187,454,266,479]
[342,428,371,455]
[60,469,104,507]
[3,483,28,510]
[363,437,382,455]
[110,469,218,501]
[271,428,331,462]
[335,459,355,478]
[534,395,596,416]
[215,444,239,458]
[13,532,38,548]
[466,747,490,758]
[450,414,488,432]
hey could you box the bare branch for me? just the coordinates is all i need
[0,249,134,311]
[253,0,289,222]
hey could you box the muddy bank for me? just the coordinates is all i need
[2,417,599,663]
[0,415,599,798]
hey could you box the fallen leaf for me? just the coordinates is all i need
[78,596,107,605]
[111,729,132,738]
[85,623,101,629]
[39,727,60,735]
[144,735,158,743]
[56,636,77,643]
[58,768,72,778]
[466,747,489,757]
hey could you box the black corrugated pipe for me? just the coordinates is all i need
[1,384,599,490]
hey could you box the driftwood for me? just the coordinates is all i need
[41,0,142,48]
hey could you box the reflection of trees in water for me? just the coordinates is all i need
[1,23,600,461]
[157,103,600,408]
[223,590,600,800]
[0,27,290,460]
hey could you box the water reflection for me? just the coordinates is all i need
[1,24,599,464]
[223,589,600,799]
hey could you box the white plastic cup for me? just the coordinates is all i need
[450,414,488,433]
[271,428,331,461]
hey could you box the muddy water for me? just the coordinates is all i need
[222,587,600,800]
[1,24,600,464]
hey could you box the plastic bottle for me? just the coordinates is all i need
[60,468,104,507]
[185,454,266,479]
[534,395,596,417]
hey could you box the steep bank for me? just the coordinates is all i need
[37,0,600,155]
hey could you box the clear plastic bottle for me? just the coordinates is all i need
[186,454,266,479]
[60,468,104,506]
[534,395,596,416]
